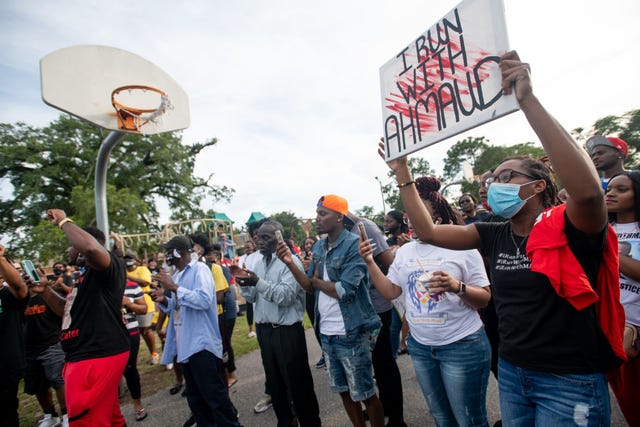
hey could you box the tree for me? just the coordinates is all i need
[381,157,436,211]
[442,137,490,181]
[441,138,545,197]
[269,211,308,245]
[0,115,234,260]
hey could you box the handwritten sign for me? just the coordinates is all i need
[380,0,518,160]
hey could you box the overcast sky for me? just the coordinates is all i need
[2,0,639,227]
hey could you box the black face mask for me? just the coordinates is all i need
[53,268,64,276]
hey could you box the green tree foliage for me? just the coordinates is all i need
[0,115,234,261]
[381,157,436,211]
[269,211,308,245]
[449,141,545,197]
[443,136,490,181]
[573,108,640,168]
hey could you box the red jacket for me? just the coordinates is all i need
[526,204,626,364]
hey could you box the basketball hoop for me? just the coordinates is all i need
[111,85,173,133]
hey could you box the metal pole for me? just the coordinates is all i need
[95,131,126,249]
[441,179,466,197]
[374,176,387,214]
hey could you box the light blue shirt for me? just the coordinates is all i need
[240,253,306,325]
[159,260,223,364]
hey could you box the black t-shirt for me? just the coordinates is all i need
[475,214,618,373]
[464,210,493,224]
[60,253,129,362]
[25,294,62,354]
[0,286,28,373]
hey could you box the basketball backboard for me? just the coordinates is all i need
[40,45,189,134]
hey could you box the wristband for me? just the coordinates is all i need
[397,180,416,188]
[58,218,74,229]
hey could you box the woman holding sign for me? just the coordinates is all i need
[380,51,626,426]
[359,176,492,427]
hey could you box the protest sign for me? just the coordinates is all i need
[379,0,519,160]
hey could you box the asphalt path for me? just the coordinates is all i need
[121,328,628,426]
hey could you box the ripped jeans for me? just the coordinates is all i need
[497,358,610,427]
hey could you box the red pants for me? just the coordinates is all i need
[609,356,640,427]
[64,351,129,426]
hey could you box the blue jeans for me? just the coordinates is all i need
[498,358,610,427]
[407,328,490,427]
[320,333,376,402]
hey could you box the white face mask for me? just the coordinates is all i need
[162,263,175,274]
[190,252,200,263]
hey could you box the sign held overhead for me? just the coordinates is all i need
[379,0,518,160]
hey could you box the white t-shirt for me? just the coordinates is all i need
[318,263,346,335]
[613,222,640,326]
[386,240,489,346]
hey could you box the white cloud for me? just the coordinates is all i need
[2,0,639,228]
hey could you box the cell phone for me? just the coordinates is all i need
[275,230,284,243]
[357,222,369,241]
[21,260,41,283]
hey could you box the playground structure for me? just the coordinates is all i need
[111,217,236,255]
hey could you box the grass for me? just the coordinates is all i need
[19,312,311,426]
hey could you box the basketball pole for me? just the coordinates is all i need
[95,130,126,249]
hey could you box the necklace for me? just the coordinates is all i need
[510,231,528,257]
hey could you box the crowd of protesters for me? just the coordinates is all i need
[0,51,638,427]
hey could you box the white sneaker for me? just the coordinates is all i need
[37,414,61,427]
[61,414,69,427]
[253,394,272,413]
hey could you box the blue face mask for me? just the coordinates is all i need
[487,182,537,218]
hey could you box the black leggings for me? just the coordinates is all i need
[123,332,142,400]
[246,303,254,327]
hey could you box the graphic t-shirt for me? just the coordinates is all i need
[475,218,617,373]
[613,221,640,326]
[25,294,61,354]
[0,286,28,373]
[386,241,489,346]
[60,253,129,362]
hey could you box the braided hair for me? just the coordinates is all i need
[498,155,561,209]
[415,176,464,225]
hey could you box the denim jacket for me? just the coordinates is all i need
[309,228,381,336]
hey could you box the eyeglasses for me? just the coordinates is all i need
[485,169,537,185]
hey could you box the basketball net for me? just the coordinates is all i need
[111,85,173,134]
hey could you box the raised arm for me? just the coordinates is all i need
[27,270,65,316]
[500,51,606,234]
[358,238,402,301]
[46,209,111,270]
[380,141,482,250]
[0,245,28,300]
[276,241,314,293]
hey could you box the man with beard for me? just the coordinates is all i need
[34,209,130,426]
[237,220,321,427]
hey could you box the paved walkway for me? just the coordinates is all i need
[121,328,627,426]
